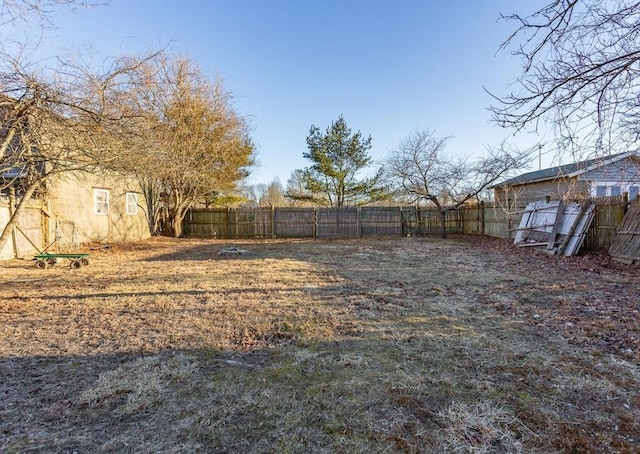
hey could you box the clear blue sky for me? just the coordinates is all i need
[45,0,551,186]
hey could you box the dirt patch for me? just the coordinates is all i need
[1,235,638,452]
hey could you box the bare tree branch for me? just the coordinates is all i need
[385,130,532,238]
[489,0,640,160]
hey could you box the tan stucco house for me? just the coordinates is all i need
[1,95,151,258]
[1,169,151,259]
[45,169,151,247]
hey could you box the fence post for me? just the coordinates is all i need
[623,192,629,214]
[480,201,485,235]
[271,205,276,238]
[313,207,318,238]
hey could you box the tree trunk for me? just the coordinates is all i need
[140,179,162,235]
[438,209,447,239]
[0,182,41,256]
[164,195,190,238]
[169,211,184,238]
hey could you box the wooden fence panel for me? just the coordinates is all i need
[486,206,512,238]
[185,208,276,238]
[182,199,628,251]
[184,209,229,237]
[0,197,45,259]
[274,208,315,237]
[228,208,273,238]
[317,208,359,238]
[361,207,402,236]
[402,208,462,236]
[609,198,640,264]
[462,206,482,234]
[584,196,626,250]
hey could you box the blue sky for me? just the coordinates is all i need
[44,0,551,186]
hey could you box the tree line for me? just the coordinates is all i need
[243,115,531,238]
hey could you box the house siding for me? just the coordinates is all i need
[494,179,590,207]
[581,156,640,181]
[47,171,151,246]
[494,155,640,206]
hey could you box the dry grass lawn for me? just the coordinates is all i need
[1,235,639,453]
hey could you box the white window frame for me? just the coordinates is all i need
[126,192,138,215]
[94,188,110,215]
[590,181,639,197]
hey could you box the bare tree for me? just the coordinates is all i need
[0,49,162,252]
[0,0,167,252]
[284,169,313,206]
[122,56,255,237]
[257,178,286,207]
[2,1,253,248]
[0,0,104,28]
[489,0,640,159]
[385,129,532,238]
[285,168,313,206]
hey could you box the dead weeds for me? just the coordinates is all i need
[0,235,639,452]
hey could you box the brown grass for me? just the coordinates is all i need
[0,235,639,452]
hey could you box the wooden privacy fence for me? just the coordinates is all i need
[584,196,628,250]
[608,197,640,264]
[183,206,463,239]
[183,197,630,250]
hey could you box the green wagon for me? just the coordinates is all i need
[33,252,90,269]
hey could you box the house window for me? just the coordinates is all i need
[593,182,639,198]
[94,189,110,215]
[126,192,138,215]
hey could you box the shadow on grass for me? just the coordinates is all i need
[2,286,321,302]
[3,236,640,452]
[4,326,639,453]
[143,238,323,262]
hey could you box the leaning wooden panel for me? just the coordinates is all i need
[513,201,595,256]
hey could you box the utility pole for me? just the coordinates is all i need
[538,144,543,170]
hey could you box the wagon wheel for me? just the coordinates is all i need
[70,259,82,269]
[35,259,47,269]
[81,258,89,266]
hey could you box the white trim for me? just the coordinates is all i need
[590,181,639,197]
[567,151,637,179]
[94,188,110,215]
[126,192,138,215]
